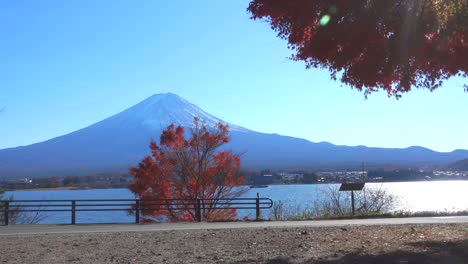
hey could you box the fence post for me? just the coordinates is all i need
[351,191,355,216]
[196,199,201,222]
[4,201,9,226]
[71,200,76,225]
[135,199,140,224]
[256,193,260,221]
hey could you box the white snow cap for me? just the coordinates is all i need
[121,93,248,132]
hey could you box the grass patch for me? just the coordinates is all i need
[316,210,468,220]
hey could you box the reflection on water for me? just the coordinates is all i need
[376,181,468,212]
[248,181,468,213]
[6,181,468,224]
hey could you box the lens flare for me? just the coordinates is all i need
[320,14,331,26]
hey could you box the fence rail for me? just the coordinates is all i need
[0,195,273,225]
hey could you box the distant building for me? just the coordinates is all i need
[281,173,304,182]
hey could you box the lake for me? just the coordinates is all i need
[4,181,468,224]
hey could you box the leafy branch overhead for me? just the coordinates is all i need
[248,0,467,98]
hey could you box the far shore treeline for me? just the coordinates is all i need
[1,167,467,191]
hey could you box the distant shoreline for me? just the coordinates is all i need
[5,179,468,192]
[9,186,96,192]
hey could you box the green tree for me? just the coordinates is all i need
[0,188,5,224]
[303,173,318,184]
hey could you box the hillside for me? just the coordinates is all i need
[449,159,468,170]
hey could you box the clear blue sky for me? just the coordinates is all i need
[1,0,467,152]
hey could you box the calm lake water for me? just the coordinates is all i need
[5,181,468,224]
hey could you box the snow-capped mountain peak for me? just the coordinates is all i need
[113,93,248,132]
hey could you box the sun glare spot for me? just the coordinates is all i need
[320,14,331,26]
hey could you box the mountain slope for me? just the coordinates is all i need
[1,93,467,178]
[449,159,468,171]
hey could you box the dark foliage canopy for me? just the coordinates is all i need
[248,0,467,97]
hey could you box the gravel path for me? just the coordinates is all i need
[1,223,467,263]
[2,216,468,235]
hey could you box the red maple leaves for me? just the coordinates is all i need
[129,118,245,222]
[248,0,467,97]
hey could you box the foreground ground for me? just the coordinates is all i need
[1,223,467,264]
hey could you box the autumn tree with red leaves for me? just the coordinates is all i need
[129,118,245,222]
[248,0,467,98]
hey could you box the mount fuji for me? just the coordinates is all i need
[0,93,467,178]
